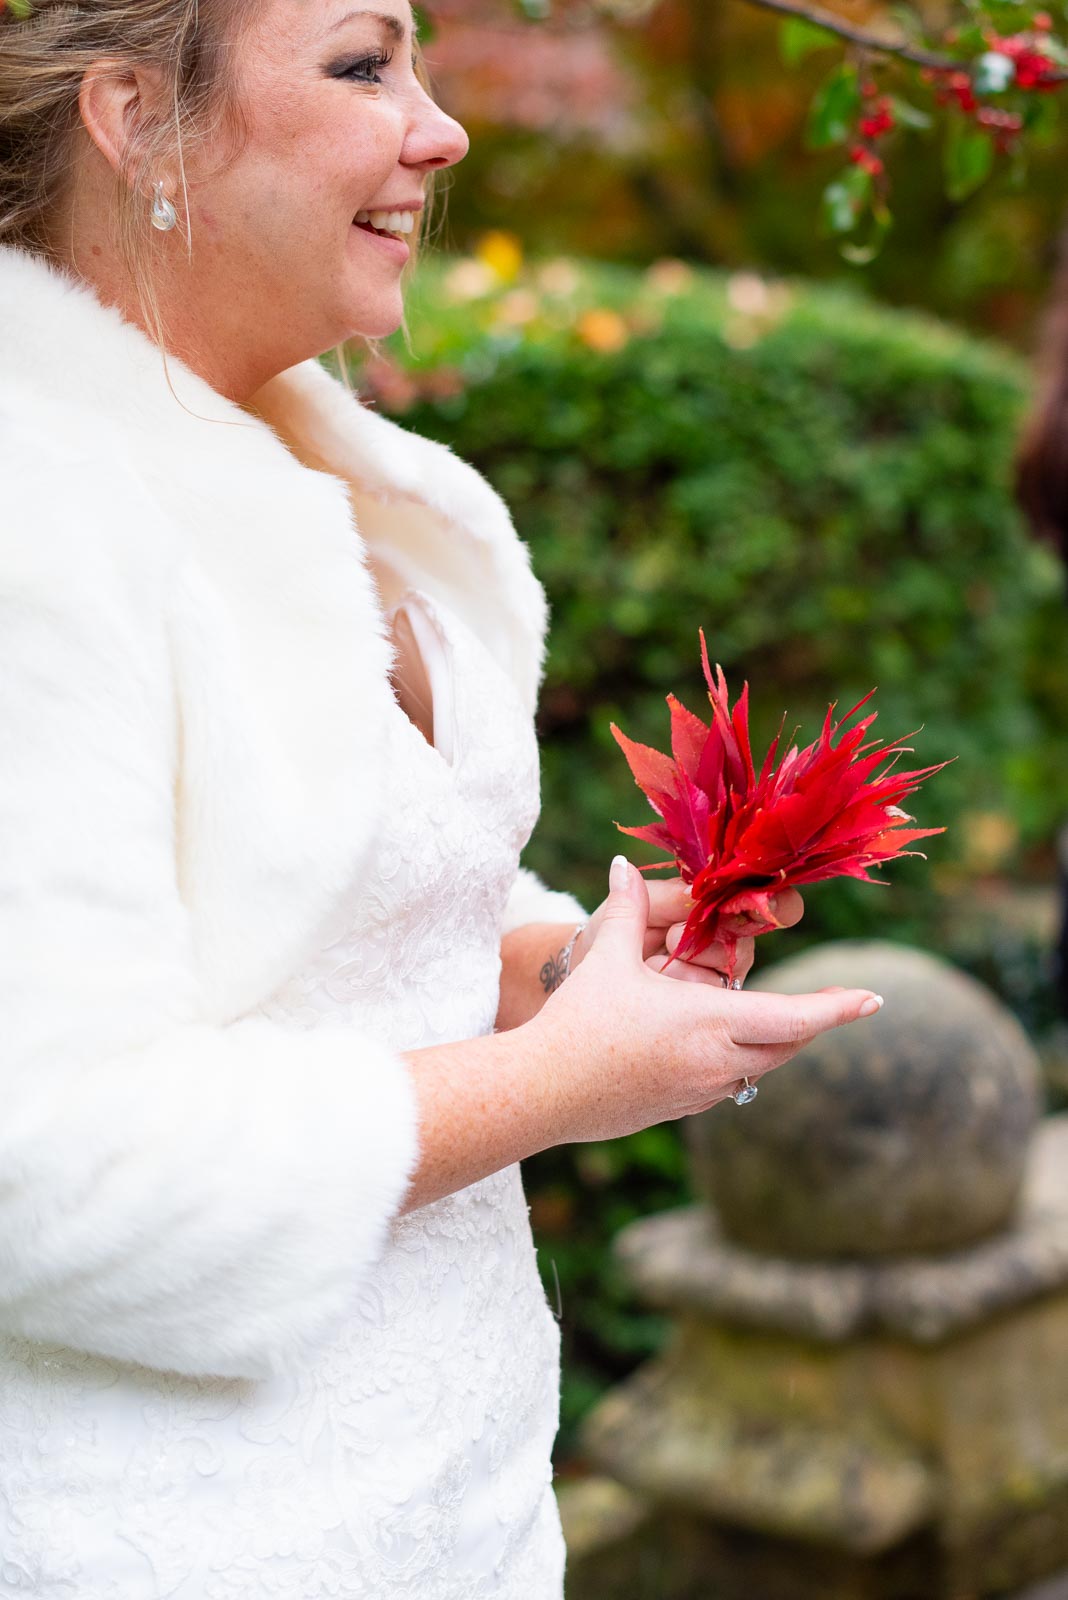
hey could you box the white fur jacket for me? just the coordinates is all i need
[0,246,583,1384]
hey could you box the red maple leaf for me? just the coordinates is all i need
[611,633,949,981]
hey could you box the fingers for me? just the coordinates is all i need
[591,855,651,965]
[725,987,884,1048]
[645,954,730,986]
[645,877,694,928]
[769,888,804,930]
[646,881,802,931]
[663,925,755,982]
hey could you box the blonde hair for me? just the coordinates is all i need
[0,0,436,355]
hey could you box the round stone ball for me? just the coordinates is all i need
[686,940,1042,1259]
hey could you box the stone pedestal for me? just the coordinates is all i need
[571,945,1068,1599]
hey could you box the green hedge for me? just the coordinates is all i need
[353,259,1067,1453]
[373,261,1064,920]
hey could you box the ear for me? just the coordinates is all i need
[78,59,171,193]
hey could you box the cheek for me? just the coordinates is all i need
[185,87,408,275]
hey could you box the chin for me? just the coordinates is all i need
[338,295,407,345]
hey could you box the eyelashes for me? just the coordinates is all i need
[332,48,395,85]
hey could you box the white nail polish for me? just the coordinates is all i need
[610,854,630,891]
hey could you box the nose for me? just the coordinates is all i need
[402,83,469,174]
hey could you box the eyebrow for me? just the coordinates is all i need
[324,8,408,40]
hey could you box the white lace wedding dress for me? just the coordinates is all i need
[0,590,566,1599]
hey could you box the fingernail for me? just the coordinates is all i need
[610,854,630,891]
[858,994,885,1018]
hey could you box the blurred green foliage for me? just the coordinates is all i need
[422,0,1068,346]
[379,257,1065,900]
[355,256,1068,1456]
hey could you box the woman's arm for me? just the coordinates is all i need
[404,857,881,1213]
[0,545,421,1383]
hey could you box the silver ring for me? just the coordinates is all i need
[721,973,757,1103]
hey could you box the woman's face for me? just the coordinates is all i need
[161,0,468,386]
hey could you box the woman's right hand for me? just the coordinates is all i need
[531,855,882,1145]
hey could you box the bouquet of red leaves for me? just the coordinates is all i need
[611,634,948,982]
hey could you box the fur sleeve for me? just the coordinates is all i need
[501,866,588,936]
[0,518,417,1383]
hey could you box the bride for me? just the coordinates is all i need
[0,1,882,1594]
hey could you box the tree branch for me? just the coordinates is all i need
[731,0,961,72]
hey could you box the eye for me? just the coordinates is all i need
[333,48,395,85]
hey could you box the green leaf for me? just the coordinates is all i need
[951,21,990,55]
[889,95,933,131]
[840,202,894,264]
[1023,94,1060,140]
[6,0,33,17]
[806,64,863,150]
[944,121,995,202]
[779,15,836,66]
[821,164,872,235]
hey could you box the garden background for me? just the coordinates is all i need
[348,0,1068,1466]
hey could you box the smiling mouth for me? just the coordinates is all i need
[353,208,417,240]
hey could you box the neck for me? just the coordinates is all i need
[55,178,306,406]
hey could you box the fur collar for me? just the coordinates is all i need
[0,245,547,710]
[0,246,548,1017]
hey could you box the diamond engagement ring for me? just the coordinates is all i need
[722,973,758,1105]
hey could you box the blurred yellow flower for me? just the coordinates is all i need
[727,271,772,316]
[577,308,629,354]
[645,258,695,296]
[727,271,794,322]
[476,231,524,285]
[537,258,582,297]
[443,259,498,303]
[494,289,541,328]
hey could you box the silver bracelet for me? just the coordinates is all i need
[540,921,588,996]
[561,920,587,977]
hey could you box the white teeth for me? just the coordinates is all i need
[354,208,416,235]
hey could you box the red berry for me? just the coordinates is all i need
[848,146,884,177]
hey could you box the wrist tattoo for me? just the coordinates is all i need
[540,921,587,996]
[540,948,568,994]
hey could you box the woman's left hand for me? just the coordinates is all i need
[571,877,804,988]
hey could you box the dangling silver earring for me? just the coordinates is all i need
[150,181,177,233]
